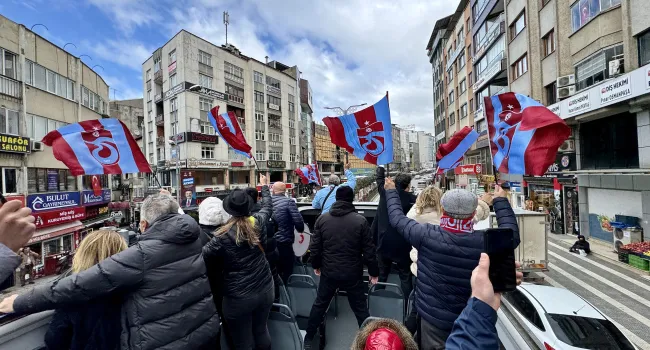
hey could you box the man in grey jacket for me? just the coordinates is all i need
[0,194,220,350]
[0,199,36,283]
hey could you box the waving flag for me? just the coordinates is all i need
[436,126,479,173]
[208,106,252,158]
[323,94,393,165]
[42,119,151,175]
[485,92,570,175]
[295,164,321,186]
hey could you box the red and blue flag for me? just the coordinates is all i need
[436,126,479,173]
[295,163,321,186]
[485,92,570,175]
[208,106,252,158]
[42,119,151,176]
[323,94,393,165]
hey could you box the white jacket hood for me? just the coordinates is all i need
[198,197,231,226]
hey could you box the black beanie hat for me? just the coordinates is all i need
[335,186,355,203]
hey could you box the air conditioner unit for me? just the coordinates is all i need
[557,74,576,88]
[609,59,623,76]
[31,141,44,152]
[558,139,575,152]
[557,85,576,99]
[613,227,643,253]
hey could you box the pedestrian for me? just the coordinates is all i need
[351,318,418,350]
[0,199,36,283]
[0,192,220,350]
[304,186,379,349]
[271,181,305,284]
[198,196,231,245]
[384,178,519,349]
[312,162,356,214]
[19,247,40,286]
[247,187,281,301]
[202,175,274,350]
[372,166,416,301]
[569,234,591,255]
[44,229,127,350]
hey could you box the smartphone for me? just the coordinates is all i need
[483,228,516,293]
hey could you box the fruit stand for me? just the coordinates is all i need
[619,241,650,272]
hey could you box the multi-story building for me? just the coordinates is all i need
[399,128,411,170]
[391,124,403,170]
[142,30,303,201]
[312,122,375,178]
[427,15,453,156]
[300,78,314,164]
[0,14,112,261]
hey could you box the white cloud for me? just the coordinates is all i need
[85,39,155,71]
[102,74,143,101]
[87,0,163,34]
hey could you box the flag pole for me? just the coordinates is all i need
[251,155,260,182]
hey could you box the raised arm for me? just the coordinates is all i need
[385,188,428,250]
[344,168,357,190]
[375,166,386,196]
[253,185,273,225]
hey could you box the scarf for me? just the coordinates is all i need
[440,214,474,234]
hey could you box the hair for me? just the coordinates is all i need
[141,193,180,223]
[72,230,127,273]
[394,173,412,191]
[215,216,260,246]
[328,174,341,186]
[244,187,259,204]
[415,186,443,215]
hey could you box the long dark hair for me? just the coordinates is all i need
[215,216,259,246]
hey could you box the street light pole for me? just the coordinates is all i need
[324,103,367,164]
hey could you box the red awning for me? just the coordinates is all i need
[28,220,84,244]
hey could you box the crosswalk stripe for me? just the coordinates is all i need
[539,272,650,350]
[548,241,650,292]
[548,251,650,309]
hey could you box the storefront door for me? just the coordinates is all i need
[563,186,579,235]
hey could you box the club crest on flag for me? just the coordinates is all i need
[84,127,120,166]
[357,120,385,157]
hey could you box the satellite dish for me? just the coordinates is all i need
[293,223,311,257]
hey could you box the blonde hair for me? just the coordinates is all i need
[415,186,443,215]
[216,216,259,246]
[72,230,127,273]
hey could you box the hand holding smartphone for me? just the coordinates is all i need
[483,228,516,293]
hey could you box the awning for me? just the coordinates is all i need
[28,221,84,244]
[83,217,111,228]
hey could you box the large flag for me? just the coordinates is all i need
[436,126,479,173]
[485,92,570,175]
[295,163,321,186]
[323,94,393,165]
[42,119,151,175]
[208,106,252,158]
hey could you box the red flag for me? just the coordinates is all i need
[436,126,479,172]
[207,106,252,158]
[91,175,102,196]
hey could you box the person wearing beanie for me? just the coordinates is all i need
[351,318,418,350]
[197,197,232,245]
[304,185,379,349]
[384,178,519,349]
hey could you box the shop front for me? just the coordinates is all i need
[179,159,229,204]
[454,164,482,192]
[229,161,253,190]
[267,160,287,183]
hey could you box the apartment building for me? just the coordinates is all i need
[0,14,113,261]
[391,124,404,170]
[142,30,304,201]
[300,78,314,164]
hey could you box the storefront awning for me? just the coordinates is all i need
[83,217,111,228]
[28,221,84,245]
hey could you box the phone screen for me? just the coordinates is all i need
[484,228,516,293]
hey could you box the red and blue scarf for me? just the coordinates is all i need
[440,214,474,234]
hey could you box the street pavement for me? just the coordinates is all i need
[541,235,650,349]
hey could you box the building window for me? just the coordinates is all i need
[0,49,16,79]
[25,114,68,140]
[473,0,490,22]
[224,62,244,84]
[266,76,281,90]
[146,69,151,81]
[268,115,281,129]
[572,0,621,32]
[254,91,265,110]
[289,119,295,128]
[460,103,468,119]
[168,49,176,64]
[255,112,264,122]
[512,54,528,80]
[0,107,19,135]
[170,73,177,87]
[198,50,212,66]
[459,79,467,94]
[449,90,455,104]
[255,129,266,141]
[82,175,107,191]
[290,136,296,145]
[27,168,77,193]
[1,168,17,194]
[545,82,557,105]
[543,30,555,57]
[270,133,281,142]
[269,151,282,161]
[638,30,650,67]
[449,112,456,126]
[256,151,265,160]
[199,74,212,88]
[225,84,244,104]
[457,27,465,44]
[510,11,526,40]
[81,86,104,113]
[200,97,213,113]
[458,50,466,69]
[200,121,215,135]
[201,145,215,159]
[25,60,75,101]
[153,56,161,73]
[576,44,623,91]
[267,94,281,107]
[254,71,264,83]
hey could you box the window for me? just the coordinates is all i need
[581,111,638,169]
[169,49,176,64]
[512,55,528,79]
[458,50,466,70]
[200,97,213,113]
[543,30,555,57]
[457,27,464,44]
[255,129,266,141]
[27,168,77,193]
[576,45,623,90]
[510,11,526,40]
[147,101,152,112]
[198,50,212,66]
[200,121,215,135]
[0,108,19,135]
[269,151,283,160]
[469,98,474,113]
[34,63,46,90]
[153,56,161,73]
[460,103,468,119]
[81,86,104,113]
[1,168,17,194]
[290,153,297,162]
[459,79,467,94]
[1,49,16,79]
[199,74,212,88]
[255,112,264,122]
[449,112,456,126]
[268,115,281,128]
[466,19,471,33]
[476,119,487,133]
[266,76,281,90]
[201,145,215,159]
[146,69,151,81]
[226,84,244,104]
[572,0,620,32]
[254,71,264,83]
[255,151,265,160]
[289,119,295,128]
[503,290,545,331]
[546,82,557,105]
[473,0,490,22]
[224,62,244,84]
[25,114,68,140]
[170,73,177,87]
[270,133,282,142]
[447,46,453,59]
[267,94,281,107]
[639,30,650,66]
[448,90,455,104]
[290,136,296,145]
[546,314,634,349]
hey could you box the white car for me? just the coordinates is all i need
[500,283,637,349]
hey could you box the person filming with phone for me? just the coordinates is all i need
[384,178,520,349]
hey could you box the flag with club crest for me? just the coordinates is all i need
[295,163,321,186]
[436,126,479,173]
[208,106,252,158]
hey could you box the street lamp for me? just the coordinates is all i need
[167,139,181,203]
[324,103,367,164]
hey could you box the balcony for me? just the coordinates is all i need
[270,141,283,148]
[226,94,244,104]
[445,44,464,71]
[156,136,164,145]
[154,70,163,83]
[473,53,506,91]
[155,115,164,126]
[473,14,505,62]
[154,93,162,103]
[0,75,21,99]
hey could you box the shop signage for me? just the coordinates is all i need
[185,159,230,168]
[266,86,281,95]
[548,103,560,116]
[267,160,286,169]
[172,133,186,144]
[27,192,81,212]
[474,107,485,121]
[82,189,111,206]
[191,82,227,101]
[268,103,280,111]
[186,132,218,144]
[547,153,576,173]
[473,55,504,91]
[5,195,25,206]
[454,164,482,175]
[231,162,245,167]
[0,134,31,154]
[566,92,590,116]
[600,74,631,106]
[85,205,109,220]
[47,170,58,191]
[33,207,86,229]
[164,82,185,100]
[481,175,495,183]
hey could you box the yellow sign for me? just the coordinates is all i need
[0,134,31,154]
[481,175,495,183]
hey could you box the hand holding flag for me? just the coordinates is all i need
[208,106,252,158]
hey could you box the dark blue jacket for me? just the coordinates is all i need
[446,297,499,350]
[271,194,305,244]
[386,190,519,332]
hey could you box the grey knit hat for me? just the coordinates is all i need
[441,189,478,219]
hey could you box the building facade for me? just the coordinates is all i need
[300,78,314,164]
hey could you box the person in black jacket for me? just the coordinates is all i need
[203,175,274,350]
[372,166,416,299]
[271,181,305,283]
[45,229,127,350]
[304,186,379,348]
[569,235,591,254]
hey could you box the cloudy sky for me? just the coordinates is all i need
[3,0,453,133]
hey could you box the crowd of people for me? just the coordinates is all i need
[0,164,523,350]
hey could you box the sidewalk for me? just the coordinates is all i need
[1,274,60,296]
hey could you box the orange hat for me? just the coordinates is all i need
[364,328,405,350]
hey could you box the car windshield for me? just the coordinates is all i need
[547,313,635,349]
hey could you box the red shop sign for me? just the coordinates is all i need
[454,164,482,175]
[5,195,25,207]
[231,162,245,167]
[33,207,86,229]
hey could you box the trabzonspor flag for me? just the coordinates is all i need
[42,119,151,175]
[208,106,252,158]
[485,92,570,175]
[323,94,393,165]
[296,164,321,186]
[436,126,479,173]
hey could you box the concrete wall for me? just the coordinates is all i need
[541,51,558,87]
[569,8,623,64]
[510,71,531,96]
[628,0,650,37]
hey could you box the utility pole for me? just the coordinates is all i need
[223,11,229,45]
[324,103,367,164]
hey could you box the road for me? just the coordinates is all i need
[542,236,650,349]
